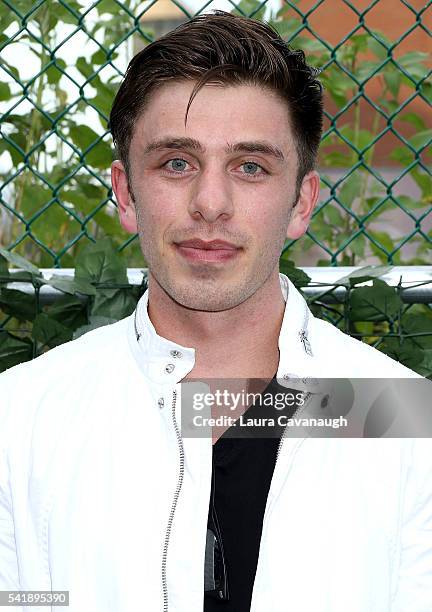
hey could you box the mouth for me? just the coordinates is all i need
[174,239,242,263]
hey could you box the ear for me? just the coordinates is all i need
[111,160,138,233]
[286,170,320,240]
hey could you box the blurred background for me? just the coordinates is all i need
[0,0,430,269]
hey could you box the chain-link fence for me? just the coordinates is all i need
[0,0,431,268]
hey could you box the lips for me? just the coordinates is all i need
[174,238,241,263]
[175,239,239,250]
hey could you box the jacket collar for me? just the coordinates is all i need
[127,273,314,385]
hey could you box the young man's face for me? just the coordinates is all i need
[112,81,319,311]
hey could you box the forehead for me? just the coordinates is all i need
[130,80,294,155]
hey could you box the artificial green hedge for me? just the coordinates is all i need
[0,238,431,377]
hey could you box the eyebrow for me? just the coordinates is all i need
[143,136,285,162]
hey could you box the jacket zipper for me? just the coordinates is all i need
[160,300,313,607]
[161,389,185,612]
[275,391,310,462]
[276,301,312,461]
[299,303,313,356]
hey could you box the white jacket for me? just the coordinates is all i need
[0,274,431,612]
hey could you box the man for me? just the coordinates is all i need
[0,10,431,612]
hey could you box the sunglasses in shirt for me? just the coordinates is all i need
[204,465,229,601]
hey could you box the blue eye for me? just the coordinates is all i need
[242,162,261,175]
[166,158,188,172]
[162,158,267,179]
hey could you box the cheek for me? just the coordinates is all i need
[134,180,174,225]
[135,193,179,253]
[246,196,291,237]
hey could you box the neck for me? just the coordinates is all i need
[146,271,286,379]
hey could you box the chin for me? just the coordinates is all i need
[166,279,256,313]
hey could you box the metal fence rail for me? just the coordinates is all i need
[2,265,432,303]
[0,0,431,268]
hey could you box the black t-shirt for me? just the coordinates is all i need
[203,376,298,611]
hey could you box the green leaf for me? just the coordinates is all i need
[76,57,94,79]
[75,238,128,285]
[377,97,399,114]
[364,197,381,212]
[42,275,78,295]
[399,314,432,350]
[368,36,388,60]
[327,86,348,109]
[337,265,391,287]
[80,180,106,200]
[0,82,11,101]
[349,32,371,55]
[324,204,345,226]
[32,313,73,349]
[395,194,428,210]
[419,80,432,104]
[30,203,79,250]
[91,208,122,236]
[349,234,366,259]
[383,67,402,98]
[368,230,394,256]
[337,125,373,153]
[410,169,432,198]
[320,151,353,168]
[0,254,10,284]
[54,1,81,24]
[75,240,137,317]
[353,321,374,337]
[0,288,37,321]
[0,10,20,31]
[231,0,266,21]
[7,271,34,283]
[356,60,382,82]
[349,279,402,322]
[279,258,311,288]
[90,90,115,121]
[389,146,412,166]
[309,217,334,243]
[20,183,53,219]
[399,112,426,132]
[91,49,107,65]
[3,62,20,81]
[415,349,432,378]
[320,68,354,108]
[73,277,97,296]
[95,0,121,15]
[0,131,26,165]
[91,288,137,319]
[0,247,40,275]
[69,125,112,168]
[0,332,33,373]
[68,124,101,149]
[379,337,424,370]
[409,129,432,152]
[46,295,87,330]
[45,59,67,85]
[397,52,429,69]
[337,172,363,207]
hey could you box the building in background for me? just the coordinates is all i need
[136,0,190,49]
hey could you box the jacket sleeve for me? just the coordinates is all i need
[392,438,432,611]
[0,472,20,589]
[0,377,20,589]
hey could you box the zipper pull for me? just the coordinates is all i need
[299,330,313,356]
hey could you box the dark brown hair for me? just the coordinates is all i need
[110,9,323,200]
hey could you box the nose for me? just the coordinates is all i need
[187,165,234,224]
